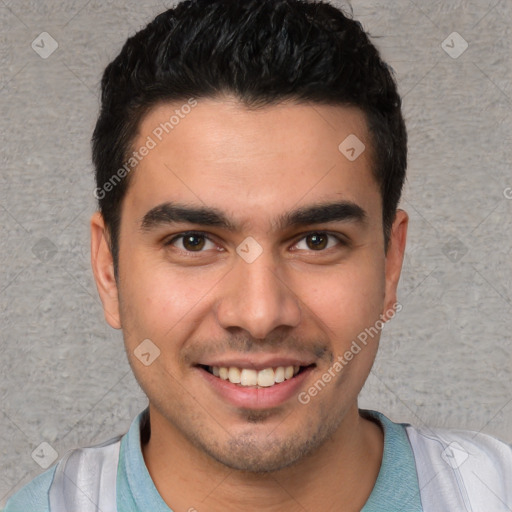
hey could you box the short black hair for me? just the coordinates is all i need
[92,0,407,280]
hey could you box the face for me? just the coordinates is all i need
[91,96,407,473]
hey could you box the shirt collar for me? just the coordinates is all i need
[360,409,422,512]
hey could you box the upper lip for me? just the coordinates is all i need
[197,355,316,371]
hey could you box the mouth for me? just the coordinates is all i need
[198,364,315,388]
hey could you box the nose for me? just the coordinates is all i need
[215,247,301,339]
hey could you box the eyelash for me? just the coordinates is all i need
[164,230,347,253]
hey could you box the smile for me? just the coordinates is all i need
[196,362,316,409]
[202,365,304,388]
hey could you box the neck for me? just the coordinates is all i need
[141,404,384,512]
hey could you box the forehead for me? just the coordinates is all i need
[122,97,381,231]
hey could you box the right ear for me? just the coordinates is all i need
[90,211,121,329]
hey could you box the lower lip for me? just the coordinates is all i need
[197,366,314,410]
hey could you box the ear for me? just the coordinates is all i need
[382,209,408,320]
[90,211,121,329]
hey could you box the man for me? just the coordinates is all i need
[4,0,511,511]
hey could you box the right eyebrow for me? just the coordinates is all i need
[139,202,237,233]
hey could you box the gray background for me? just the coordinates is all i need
[1,0,511,505]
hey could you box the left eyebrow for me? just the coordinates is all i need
[277,201,368,230]
[138,200,368,233]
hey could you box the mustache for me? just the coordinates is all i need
[181,331,333,364]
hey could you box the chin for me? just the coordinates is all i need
[217,443,306,473]
[199,424,331,474]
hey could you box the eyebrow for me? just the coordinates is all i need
[139,200,368,233]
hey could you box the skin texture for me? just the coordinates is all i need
[91,96,408,512]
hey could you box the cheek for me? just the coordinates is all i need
[119,253,222,343]
[298,259,385,338]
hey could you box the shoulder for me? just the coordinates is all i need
[3,433,124,512]
[405,424,512,509]
[3,465,57,512]
[405,423,512,467]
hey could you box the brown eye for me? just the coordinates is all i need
[182,234,206,251]
[294,232,345,252]
[166,232,216,252]
[305,233,328,250]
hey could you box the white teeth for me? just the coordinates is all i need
[240,368,258,386]
[228,367,241,384]
[257,368,275,387]
[209,365,301,387]
[274,366,285,383]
